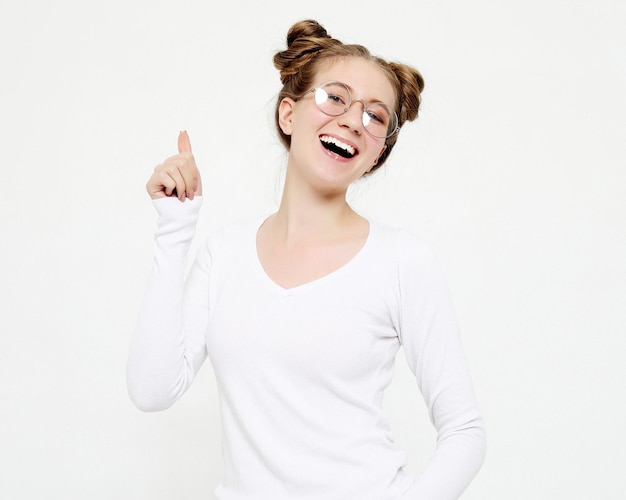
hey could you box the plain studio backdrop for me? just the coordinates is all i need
[1,1,624,498]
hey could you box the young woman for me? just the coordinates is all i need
[128,19,486,500]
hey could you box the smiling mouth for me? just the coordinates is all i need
[320,135,358,159]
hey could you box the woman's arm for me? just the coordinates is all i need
[127,131,209,411]
[395,233,486,499]
[126,197,210,411]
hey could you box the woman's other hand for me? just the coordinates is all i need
[146,130,202,201]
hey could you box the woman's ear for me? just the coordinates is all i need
[278,97,295,136]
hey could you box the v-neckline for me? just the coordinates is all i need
[253,217,375,296]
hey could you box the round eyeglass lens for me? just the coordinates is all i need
[313,82,397,138]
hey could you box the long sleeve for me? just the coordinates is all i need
[395,232,486,500]
[127,196,210,412]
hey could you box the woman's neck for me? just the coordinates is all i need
[269,170,363,246]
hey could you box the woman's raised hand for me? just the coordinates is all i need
[146,131,203,201]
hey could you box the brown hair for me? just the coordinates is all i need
[273,19,425,174]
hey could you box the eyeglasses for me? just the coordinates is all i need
[298,81,399,139]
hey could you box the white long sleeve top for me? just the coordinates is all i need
[127,197,486,500]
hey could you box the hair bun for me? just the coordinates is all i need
[274,20,338,85]
[286,19,330,47]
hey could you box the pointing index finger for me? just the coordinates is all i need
[178,130,192,153]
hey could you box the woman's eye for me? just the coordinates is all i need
[367,110,386,124]
[327,94,346,105]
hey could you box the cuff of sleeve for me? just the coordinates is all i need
[152,196,203,244]
[152,196,203,219]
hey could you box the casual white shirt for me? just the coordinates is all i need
[127,197,486,500]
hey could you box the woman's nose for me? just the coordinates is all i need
[337,101,365,134]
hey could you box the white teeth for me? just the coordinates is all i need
[320,136,356,156]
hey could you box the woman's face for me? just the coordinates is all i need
[278,57,396,194]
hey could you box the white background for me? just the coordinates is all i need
[1,0,624,498]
